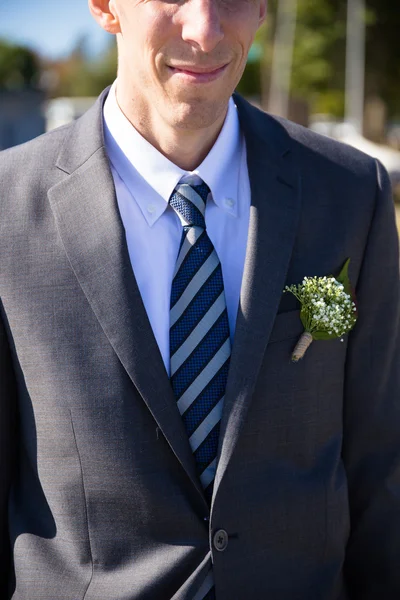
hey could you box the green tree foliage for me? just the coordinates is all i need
[364,0,400,117]
[0,39,41,90]
[239,0,399,119]
[48,37,117,98]
[238,1,348,114]
[291,0,347,115]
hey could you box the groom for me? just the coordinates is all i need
[1,0,400,598]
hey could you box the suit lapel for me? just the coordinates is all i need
[214,96,302,495]
[48,92,206,504]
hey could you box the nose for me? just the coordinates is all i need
[180,0,224,53]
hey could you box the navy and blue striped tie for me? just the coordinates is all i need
[169,179,231,504]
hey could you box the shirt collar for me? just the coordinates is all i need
[103,81,241,226]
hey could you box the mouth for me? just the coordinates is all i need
[167,63,228,83]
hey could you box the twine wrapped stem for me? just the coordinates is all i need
[291,331,313,362]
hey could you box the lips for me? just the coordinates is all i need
[169,64,226,74]
[167,63,228,83]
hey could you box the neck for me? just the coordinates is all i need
[115,83,228,172]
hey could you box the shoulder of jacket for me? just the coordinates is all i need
[270,114,377,178]
[233,94,377,182]
[0,122,72,172]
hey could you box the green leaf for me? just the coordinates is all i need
[336,258,358,317]
[336,258,351,294]
[312,330,340,341]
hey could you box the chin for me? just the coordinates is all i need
[166,96,231,130]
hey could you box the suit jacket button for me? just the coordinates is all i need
[213,529,228,552]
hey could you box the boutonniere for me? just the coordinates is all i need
[283,259,358,362]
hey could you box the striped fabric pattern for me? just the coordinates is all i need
[169,181,231,506]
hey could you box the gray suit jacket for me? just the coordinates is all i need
[1,90,400,600]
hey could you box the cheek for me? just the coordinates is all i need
[223,9,262,54]
[121,5,170,57]
[120,20,164,78]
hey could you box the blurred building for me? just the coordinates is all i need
[45,97,96,132]
[0,90,45,150]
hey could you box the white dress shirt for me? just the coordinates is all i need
[103,82,250,374]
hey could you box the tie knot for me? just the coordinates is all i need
[169,181,210,228]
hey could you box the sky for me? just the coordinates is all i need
[0,0,112,59]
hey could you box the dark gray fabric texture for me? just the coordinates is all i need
[0,88,399,599]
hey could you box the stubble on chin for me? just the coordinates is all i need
[157,85,229,131]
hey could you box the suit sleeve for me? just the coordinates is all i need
[0,306,18,591]
[343,160,400,598]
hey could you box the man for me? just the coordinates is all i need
[1,0,399,598]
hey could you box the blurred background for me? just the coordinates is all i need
[0,0,399,229]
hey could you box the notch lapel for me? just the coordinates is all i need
[48,93,206,504]
[214,97,301,495]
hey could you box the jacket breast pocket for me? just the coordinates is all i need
[268,309,304,345]
[253,309,345,461]
[262,307,346,403]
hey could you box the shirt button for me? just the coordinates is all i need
[213,529,228,552]
[147,204,156,215]
[224,198,235,208]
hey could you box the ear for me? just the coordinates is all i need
[88,0,121,34]
[259,0,267,26]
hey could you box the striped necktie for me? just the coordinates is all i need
[169,179,231,504]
